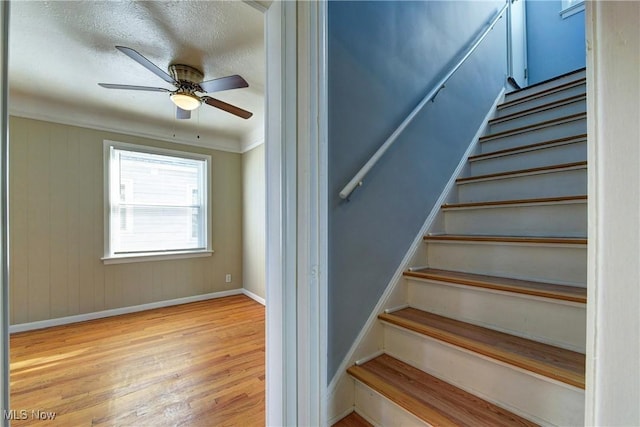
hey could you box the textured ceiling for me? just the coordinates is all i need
[9,1,265,152]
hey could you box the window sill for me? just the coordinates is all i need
[102,250,214,265]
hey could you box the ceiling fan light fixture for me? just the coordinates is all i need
[170,92,201,111]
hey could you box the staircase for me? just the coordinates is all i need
[341,69,587,426]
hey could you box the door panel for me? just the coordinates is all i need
[509,0,528,87]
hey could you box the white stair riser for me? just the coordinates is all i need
[383,325,585,427]
[425,241,587,285]
[443,202,587,237]
[489,100,586,135]
[406,278,586,352]
[353,381,428,427]
[481,118,586,153]
[497,83,586,117]
[457,169,586,203]
[470,141,586,175]
[504,70,586,103]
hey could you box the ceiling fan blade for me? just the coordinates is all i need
[176,107,191,120]
[98,83,171,92]
[202,96,253,119]
[115,46,176,85]
[198,75,249,94]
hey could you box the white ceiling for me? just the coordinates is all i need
[8,1,265,152]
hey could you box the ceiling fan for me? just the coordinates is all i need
[98,46,253,120]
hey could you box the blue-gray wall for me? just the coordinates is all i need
[328,0,507,379]
[526,0,585,84]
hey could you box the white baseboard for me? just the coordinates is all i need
[326,88,506,420]
[327,406,356,426]
[9,288,244,334]
[243,288,266,305]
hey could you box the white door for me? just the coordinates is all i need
[508,0,528,87]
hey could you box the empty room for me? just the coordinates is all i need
[6,1,267,425]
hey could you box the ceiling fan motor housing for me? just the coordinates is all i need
[169,64,204,91]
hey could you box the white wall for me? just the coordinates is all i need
[586,1,640,425]
[0,1,8,420]
[242,143,266,300]
[326,0,508,378]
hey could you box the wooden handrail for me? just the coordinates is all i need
[339,1,509,200]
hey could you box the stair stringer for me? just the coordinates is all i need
[326,88,506,425]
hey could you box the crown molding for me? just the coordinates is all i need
[10,107,242,153]
[241,126,265,153]
[7,83,273,153]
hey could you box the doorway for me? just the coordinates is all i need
[3,0,280,424]
[508,0,528,88]
[0,1,329,426]
[518,0,586,85]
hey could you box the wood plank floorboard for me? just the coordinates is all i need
[332,411,373,427]
[10,295,265,426]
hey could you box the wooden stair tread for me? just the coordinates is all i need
[404,268,586,303]
[424,234,587,245]
[500,78,586,110]
[379,309,585,388]
[443,195,587,210]
[469,134,587,161]
[348,354,538,426]
[457,161,587,184]
[332,412,373,427]
[490,93,586,125]
[504,67,586,98]
[479,113,586,142]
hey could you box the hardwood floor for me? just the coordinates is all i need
[332,412,373,427]
[10,295,265,426]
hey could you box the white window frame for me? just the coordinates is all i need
[102,140,213,264]
[561,0,584,19]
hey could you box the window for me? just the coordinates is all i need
[561,0,584,19]
[103,141,212,263]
